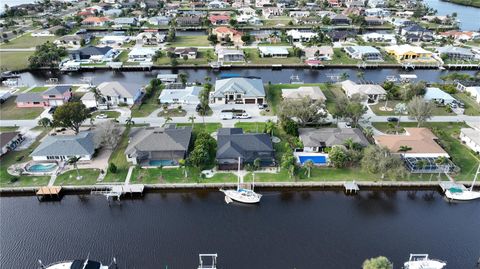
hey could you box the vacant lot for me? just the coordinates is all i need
[370,100,455,116]
[0,96,44,119]
[244,48,303,65]
[56,169,101,186]
[0,51,33,71]
[0,33,57,49]
[168,35,210,47]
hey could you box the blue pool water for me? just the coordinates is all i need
[26,163,57,172]
[298,155,327,164]
[149,160,176,166]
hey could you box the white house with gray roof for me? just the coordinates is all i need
[81,82,143,108]
[211,77,265,104]
[125,125,192,166]
[344,46,383,61]
[340,80,386,102]
[159,86,201,105]
[30,132,95,161]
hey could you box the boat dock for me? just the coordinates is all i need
[91,184,145,200]
[36,186,62,200]
[344,181,359,194]
[439,181,467,193]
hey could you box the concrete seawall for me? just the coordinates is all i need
[1,181,478,196]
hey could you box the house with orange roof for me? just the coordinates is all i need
[209,14,231,25]
[439,31,479,41]
[82,16,111,27]
[212,27,244,46]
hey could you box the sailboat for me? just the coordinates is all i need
[220,157,262,204]
[445,164,480,201]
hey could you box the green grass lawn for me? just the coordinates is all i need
[0,33,57,49]
[330,48,361,65]
[244,48,303,65]
[0,51,33,71]
[28,86,49,93]
[92,111,121,118]
[370,100,455,116]
[168,35,210,47]
[453,92,480,116]
[55,169,101,186]
[155,49,214,66]
[0,97,44,120]
[103,128,130,183]
[176,123,221,134]
[372,122,479,181]
[115,50,129,62]
[234,122,267,133]
[0,128,51,187]
[130,167,237,184]
[131,90,160,117]
[0,126,19,132]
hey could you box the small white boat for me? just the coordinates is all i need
[220,157,262,204]
[403,254,446,269]
[39,258,112,269]
[445,164,480,201]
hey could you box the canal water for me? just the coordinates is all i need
[423,0,480,31]
[16,69,479,89]
[0,191,479,269]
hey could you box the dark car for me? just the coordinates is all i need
[48,106,57,114]
[387,117,399,122]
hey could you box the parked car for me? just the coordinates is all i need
[235,113,251,119]
[345,122,352,128]
[95,113,108,119]
[220,112,234,120]
[258,103,268,110]
[387,117,399,122]
[48,106,57,114]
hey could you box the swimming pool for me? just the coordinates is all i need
[148,160,176,166]
[298,155,327,165]
[25,163,58,173]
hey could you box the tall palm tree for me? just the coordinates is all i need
[67,156,82,180]
[163,116,172,127]
[264,120,275,137]
[90,87,103,108]
[304,159,314,178]
[188,115,196,127]
[398,145,412,154]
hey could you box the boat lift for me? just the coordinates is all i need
[198,254,218,269]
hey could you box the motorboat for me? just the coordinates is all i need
[403,254,446,269]
[220,157,262,204]
[445,164,480,201]
[39,259,112,269]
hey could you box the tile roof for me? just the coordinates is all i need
[373,128,448,155]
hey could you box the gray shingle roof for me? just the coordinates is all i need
[216,128,274,162]
[125,125,192,155]
[30,132,95,157]
[213,78,265,98]
[15,93,44,103]
[0,132,20,148]
[44,85,72,96]
[97,81,139,99]
[299,128,369,147]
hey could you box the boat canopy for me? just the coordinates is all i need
[70,260,102,269]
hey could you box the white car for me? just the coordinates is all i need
[236,113,251,119]
[220,112,234,120]
[95,114,108,119]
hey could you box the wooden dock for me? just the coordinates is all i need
[36,186,62,200]
[439,181,467,193]
[344,181,359,194]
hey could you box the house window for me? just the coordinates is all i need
[49,95,55,98]
[124,97,127,102]
[236,94,241,99]
[33,102,40,104]
[218,98,222,101]
[107,96,111,101]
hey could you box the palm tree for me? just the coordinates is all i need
[188,115,196,127]
[264,120,275,137]
[435,156,448,179]
[178,73,188,86]
[67,156,82,180]
[163,116,172,127]
[253,158,261,171]
[304,159,314,178]
[90,87,103,107]
[416,159,427,179]
[344,138,355,150]
[364,126,374,138]
[179,158,187,178]
[340,72,349,81]
[398,145,412,154]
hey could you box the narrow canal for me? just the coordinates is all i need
[0,191,479,268]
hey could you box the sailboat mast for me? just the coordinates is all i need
[237,157,242,189]
[471,164,480,192]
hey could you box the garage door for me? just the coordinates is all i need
[244,99,256,104]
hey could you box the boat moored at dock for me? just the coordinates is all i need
[403,254,446,269]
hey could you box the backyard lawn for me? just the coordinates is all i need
[453,92,480,116]
[103,128,130,183]
[244,48,303,65]
[0,126,19,132]
[158,108,187,117]
[0,51,33,71]
[28,86,49,93]
[369,100,455,116]
[372,122,479,181]
[155,49,214,66]
[0,128,51,187]
[130,167,237,184]
[168,35,210,47]
[0,96,44,119]
[0,33,57,49]
[330,48,361,65]
[55,169,101,186]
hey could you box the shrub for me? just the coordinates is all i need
[281,118,298,136]
[10,177,19,183]
[108,163,117,173]
[16,155,24,162]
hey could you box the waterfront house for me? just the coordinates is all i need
[330,14,352,25]
[438,30,480,41]
[296,128,369,165]
[216,48,245,62]
[384,44,434,63]
[368,0,386,7]
[208,0,229,8]
[340,80,386,102]
[344,46,383,61]
[81,82,142,108]
[286,30,317,42]
[168,47,198,59]
[125,125,192,166]
[212,27,244,46]
[361,33,396,44]
[69,46,116,62]
[326,30,357,42]
[456,82,480,104]
[0,90,12,103]
[400,24,433,42]
[216,128,275,170]
[258,46,289,58]
[159,86,202,105]
[211,77,265,104]
[31,26,64,37]
[104,8,122,17]
[364,8,390,17]
[99,35,130,47]
[373,128,451,172]
[148,16,172,26]
[256,0,273,7]
[436,46,475,61]
[55,34,92,48]
[113,17,138,27]
[460,128,480,154]
[209,14,230,25]
[303,46,334,60]
[289,10,310,18]
[81,16,111,27]
[261,7,282,18]
[281,86,326,101]
[365,17,385,26]
[16,85,72,108]
[239,7,256,16]
[0,132,24,156]
[128,47,156,62]
[423,87,457,105]
[30,132,95,161]
[136,32,166,45]
[176,16,202,27]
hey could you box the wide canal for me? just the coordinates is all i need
[0,190,479,268]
